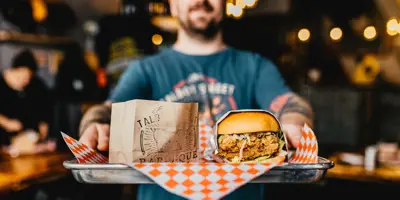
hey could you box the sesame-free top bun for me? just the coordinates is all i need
[217,112,280,135]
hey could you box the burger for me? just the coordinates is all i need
[215,111,287,163]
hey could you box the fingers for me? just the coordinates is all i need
[79,123,99,149]
[79,123,110,152]
[96,124,110,151]
[283,131,295,149]
[287,132,301,149]
[282,124,302,149]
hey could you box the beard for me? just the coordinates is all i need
[180,18,221,40]
[178,0,222,40]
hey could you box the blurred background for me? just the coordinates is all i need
[0,0,399,199]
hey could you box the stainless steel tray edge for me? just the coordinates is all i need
[64,157,334,170]
[64,157,334,184]
[63,157,334,184]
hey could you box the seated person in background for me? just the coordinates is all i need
[0,49,56,156]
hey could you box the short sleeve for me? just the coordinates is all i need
[254,55,292,110]
[108,60,151,102]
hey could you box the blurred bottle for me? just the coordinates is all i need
[364,145,377,172]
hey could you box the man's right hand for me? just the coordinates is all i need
[4,119,23,132]
[79,123,110,151]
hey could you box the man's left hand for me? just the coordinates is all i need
[281,123,302,149]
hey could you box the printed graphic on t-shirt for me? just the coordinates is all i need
[160,73,237,127]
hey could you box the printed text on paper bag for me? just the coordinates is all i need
[137,105,198,163]
[136,150,198,163]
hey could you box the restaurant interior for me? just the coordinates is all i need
[0,0,399,199]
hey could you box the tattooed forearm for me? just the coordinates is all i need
[79,104,111,137]
[270,93,314,126]
[280,95,313,118]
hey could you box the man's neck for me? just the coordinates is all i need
[173,29,227,55]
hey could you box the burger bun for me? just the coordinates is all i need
[217,112,280,135]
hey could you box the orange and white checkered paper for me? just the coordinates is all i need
[289,124,318,164]
[61,123,318,200]
[130,157,284,200]
[61,132,108,164]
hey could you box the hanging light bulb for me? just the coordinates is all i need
[364,26,377,40]
[31,0,48,23]
[330,27,343,41]
[231,5,243,18]
[244,0,258,8]
[236,0,246,9]
[386,18,398,36]
[298,28,310,42]
[226,2,235,16]
[152,34,163,46]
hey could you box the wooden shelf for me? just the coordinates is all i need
[0,30,72,45]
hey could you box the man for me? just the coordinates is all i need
[79,0,314,199]
[0,49,55,154]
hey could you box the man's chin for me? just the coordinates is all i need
[180,19,221,39]
[194,28,220,39]
[189,22,209,31]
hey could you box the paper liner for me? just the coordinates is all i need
[62,122,318,200]
[130,156,284,200]
[288,124,318,164]
[61,132,108,164]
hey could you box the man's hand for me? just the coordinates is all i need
[281,123,302,148]
[270,93,314,149]
[78,103,112,151]
[79,123,110,151]
[4,119,23,133]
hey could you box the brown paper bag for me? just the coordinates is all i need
[109,99,199,164]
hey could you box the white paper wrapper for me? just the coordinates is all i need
[202,126,219,161]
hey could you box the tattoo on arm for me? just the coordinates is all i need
[270,93,314,120]
[79,104,111,137]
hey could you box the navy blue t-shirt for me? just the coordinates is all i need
[109,47,291,200]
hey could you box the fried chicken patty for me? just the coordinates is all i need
[216,133,280,161]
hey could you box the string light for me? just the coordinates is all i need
[387,18,398,36]
[226,2,235,16]
[364,26,377,40]
[152,34,163,45]
[226,0,258,18]
[231,5,243,18]
[31,0,48,22]
[236,0,246,9]
[298,28,310,42]
[330,27,343,41]
[244,0,257,8]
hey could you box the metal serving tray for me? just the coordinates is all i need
[63,157,334,184]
